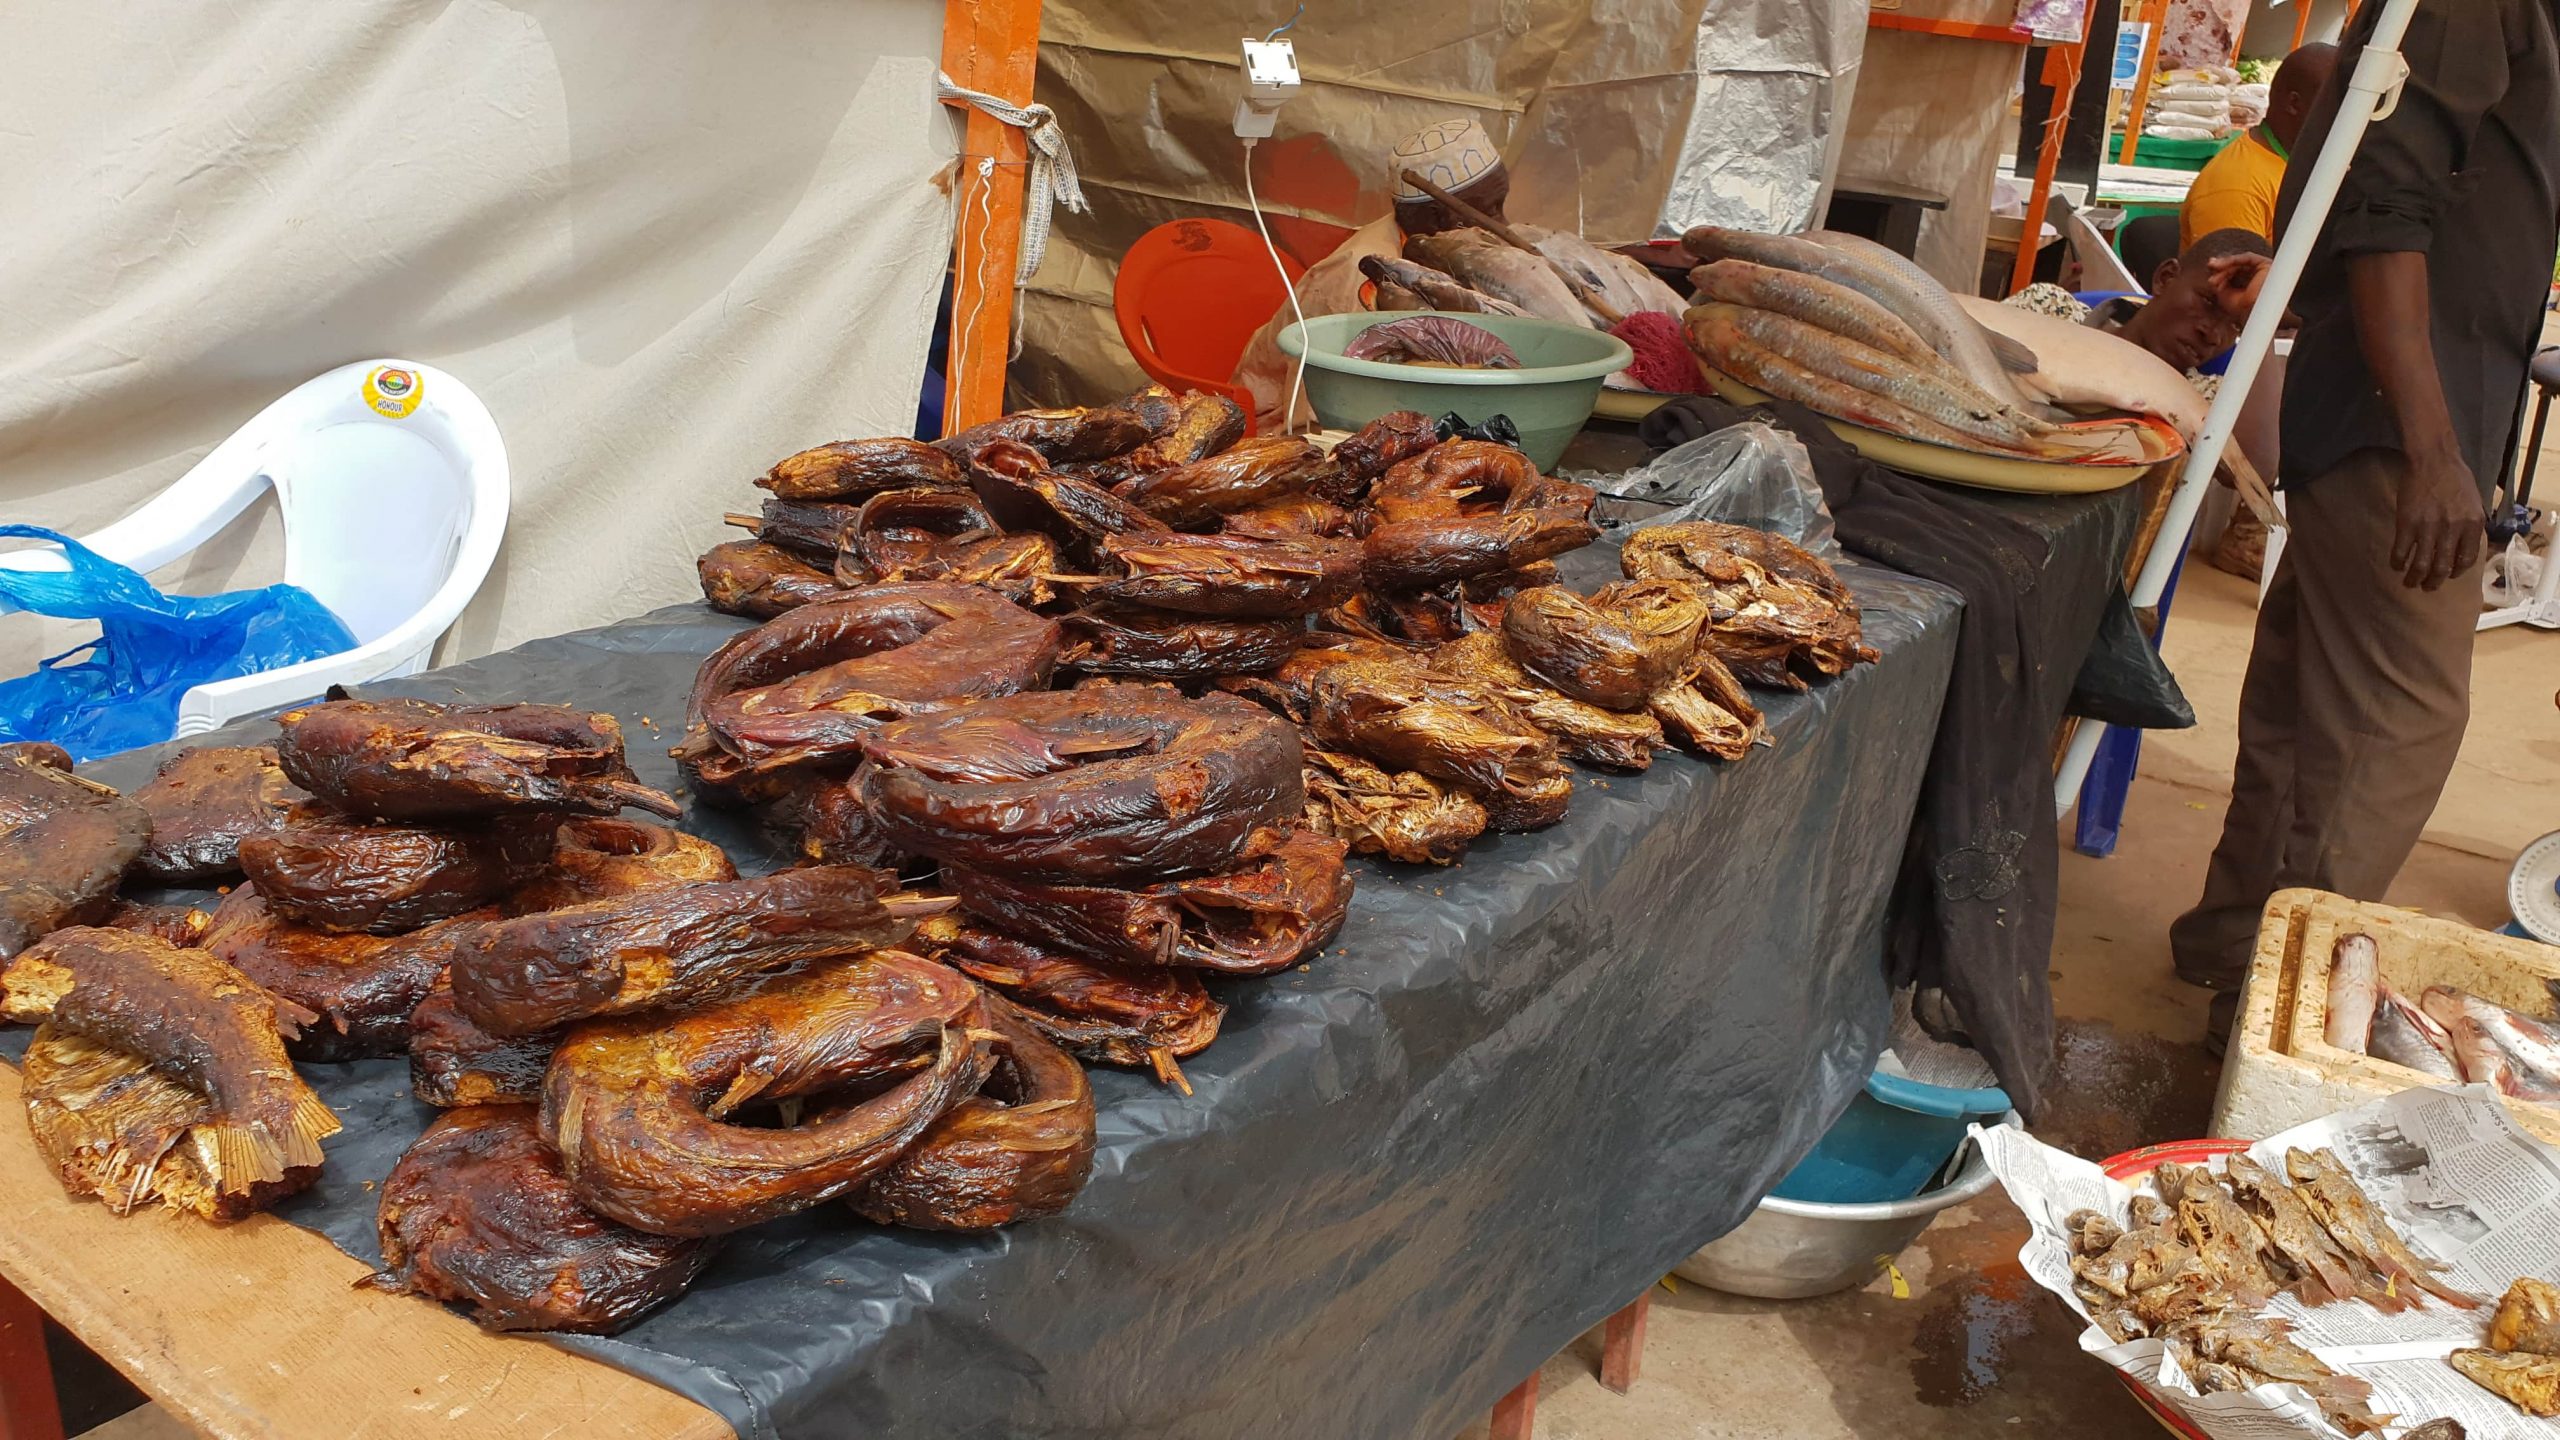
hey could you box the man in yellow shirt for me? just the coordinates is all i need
[2179,43,2338,248]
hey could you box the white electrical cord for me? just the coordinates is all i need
[1241,139,1309,435]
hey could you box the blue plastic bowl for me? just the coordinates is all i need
[1769,1069,2015,1205]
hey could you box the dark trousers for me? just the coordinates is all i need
[2169,448,2484,988]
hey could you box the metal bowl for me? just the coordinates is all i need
[1674,1119,2012,1300]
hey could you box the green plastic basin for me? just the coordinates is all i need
[1276,311,1634,470]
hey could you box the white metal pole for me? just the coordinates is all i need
[2054,0,2418,818]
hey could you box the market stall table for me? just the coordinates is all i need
[0,486,2124,1438]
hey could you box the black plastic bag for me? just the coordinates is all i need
[2065,588,2194,730]
[1433,412,1522,448]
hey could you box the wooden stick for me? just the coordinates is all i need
[2118,0,2168,168]
[1397,167,1627,327]
[2224,447,2286,529]
[2011,39,2087,297]
[724,512,760,530]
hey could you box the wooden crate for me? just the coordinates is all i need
[2211,889,2560,1147]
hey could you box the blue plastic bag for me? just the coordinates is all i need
[0,525,355,761]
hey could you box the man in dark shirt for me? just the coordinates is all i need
[2172,0,2560,1048]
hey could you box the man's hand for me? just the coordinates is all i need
[2390,439,2485,590]
[2205,253,2273,320]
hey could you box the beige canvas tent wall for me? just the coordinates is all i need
[0,0,958,674]
[1016,0,1864,405]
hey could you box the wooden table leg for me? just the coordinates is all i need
[1487,1371,1539,1440]
[1598,1290,1652,1394]
[0,1274,66,1440]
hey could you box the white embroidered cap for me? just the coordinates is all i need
[1390,117,1501,200]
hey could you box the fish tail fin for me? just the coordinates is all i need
[207,1090,340,1190]
[1981,325,2040,374]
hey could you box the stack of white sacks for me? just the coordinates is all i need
[2143,66,2243,142]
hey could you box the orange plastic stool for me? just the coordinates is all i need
[1114,218,1304,434]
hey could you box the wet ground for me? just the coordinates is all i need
[1453,1013,2224,1440]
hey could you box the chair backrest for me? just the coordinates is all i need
[262,362,508,647]
[1114,218,1303,400]
[2117,215,2183,292]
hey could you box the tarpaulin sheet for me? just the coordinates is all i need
[14,546,1958,1440]
[0,0,955,674]
[1014,0,1865,405]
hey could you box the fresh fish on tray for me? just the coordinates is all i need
[2369,986,2464,1080]
[2421,986,2560,1102]
[1682,226,2036,406]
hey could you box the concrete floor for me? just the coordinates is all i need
[1454,560,2555,1440]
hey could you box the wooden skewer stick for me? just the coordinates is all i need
[723,512,760,530]
[1398,167,1627,328]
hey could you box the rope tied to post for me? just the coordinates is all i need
[937,73,1088,281]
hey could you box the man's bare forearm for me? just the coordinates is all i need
[2346,250,2462,462]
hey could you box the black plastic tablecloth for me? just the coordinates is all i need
[3,499,2118,1438]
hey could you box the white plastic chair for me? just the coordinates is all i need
[0,359,508,737]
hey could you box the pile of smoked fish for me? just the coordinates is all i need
[2068,1150,2560,1427]
[0,701,1107,1336]
[691,389,1875,881]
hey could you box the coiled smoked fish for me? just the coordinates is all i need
[0,743,150,958]
[757,435,965,501]
[201,887,489,1062]
[1067,532,1361,619]
[368,1104,715,1333]
[849,997,1095,1230]
[944,828,1352,975]
[913,913,1222,1087]
[856,688,1303,882]
[541,949,992,1236]
[689,584,1062,778]
[1305,660,1573,832]
[276,699,678,822]
[447,864,950,1036]
[238,809,556,935]
[128,745,304,882]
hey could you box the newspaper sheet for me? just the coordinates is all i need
[1978,1085,2560,1439]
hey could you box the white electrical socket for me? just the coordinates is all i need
[1233,37,1300,139]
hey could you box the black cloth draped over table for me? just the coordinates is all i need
[1642,397,2141,1119]
[3,539,1961,1440]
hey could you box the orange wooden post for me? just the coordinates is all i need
[2117,0,2169,167]
[1487,1372,1540,1440]
[0,1276,64,1440]
[937,0,1046,436]
[2010,36,2087,296]
[1597,1290,1652,1394]
[2291,0,2315,49]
